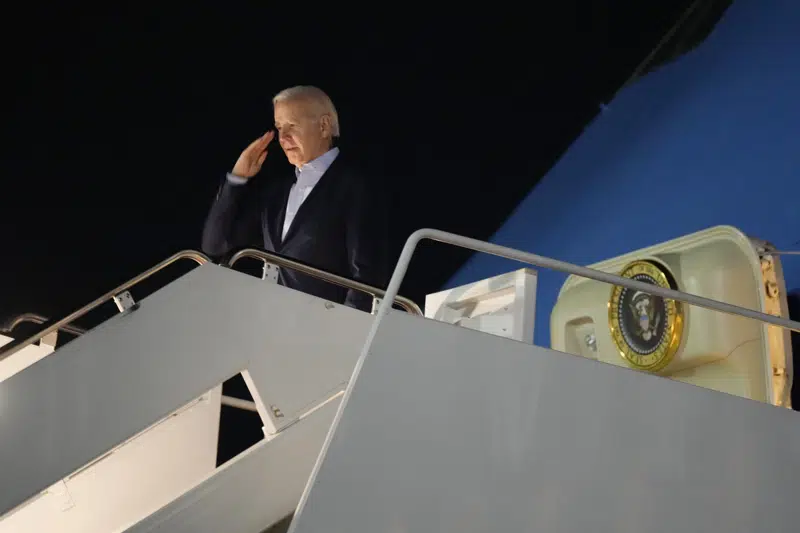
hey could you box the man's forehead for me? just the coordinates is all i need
[274,98,317,119]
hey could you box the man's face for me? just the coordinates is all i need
[274,99,331,167]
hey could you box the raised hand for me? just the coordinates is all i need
[231,131,275,179]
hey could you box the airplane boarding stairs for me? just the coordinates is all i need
[3,230,800,532]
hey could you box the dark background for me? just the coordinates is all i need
[1,2,732,462]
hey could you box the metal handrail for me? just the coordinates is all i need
[0,250,210,363]
[226,248,423,316]
[373,228,800,334]
[1,313,87,336]
[221,395,259,412]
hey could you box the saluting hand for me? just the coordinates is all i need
[231,130,275,179]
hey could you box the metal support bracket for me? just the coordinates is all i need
[40,330,59,349]
[262,262,280,284]
[371,297,382,315]
[113,291,139,314]
[270,404,284,418]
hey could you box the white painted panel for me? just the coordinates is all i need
[0,387,221,533]
[425,268,536,343]
[125,395,341,533]
[292,312,800,533]
[550,225,793,406]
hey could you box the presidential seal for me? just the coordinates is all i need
[608,260,684,373]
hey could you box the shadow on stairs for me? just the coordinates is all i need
[262,514,293,533]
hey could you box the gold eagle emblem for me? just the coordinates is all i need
[608,260,685,373]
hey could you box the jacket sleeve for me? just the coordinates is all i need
[201,176,260,258]
[343,178,390,312]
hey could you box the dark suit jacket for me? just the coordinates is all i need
[201,155,388,312]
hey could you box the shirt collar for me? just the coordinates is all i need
[295,147,340,186]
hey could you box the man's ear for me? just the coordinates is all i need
[319,114,332,138]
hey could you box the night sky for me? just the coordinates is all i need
[2,3,698,327]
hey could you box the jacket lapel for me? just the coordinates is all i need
[262,176,293,251]
[280,157,342,247]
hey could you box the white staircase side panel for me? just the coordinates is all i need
[291,312,800,533]
[0,334,222,533]
[0,263,373,517]
[125,395,341,533]
[0,386,221,533]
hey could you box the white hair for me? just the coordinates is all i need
[272,85,340,138]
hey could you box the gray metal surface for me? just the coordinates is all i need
[291,311,800,533]
[0,263,373,516]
